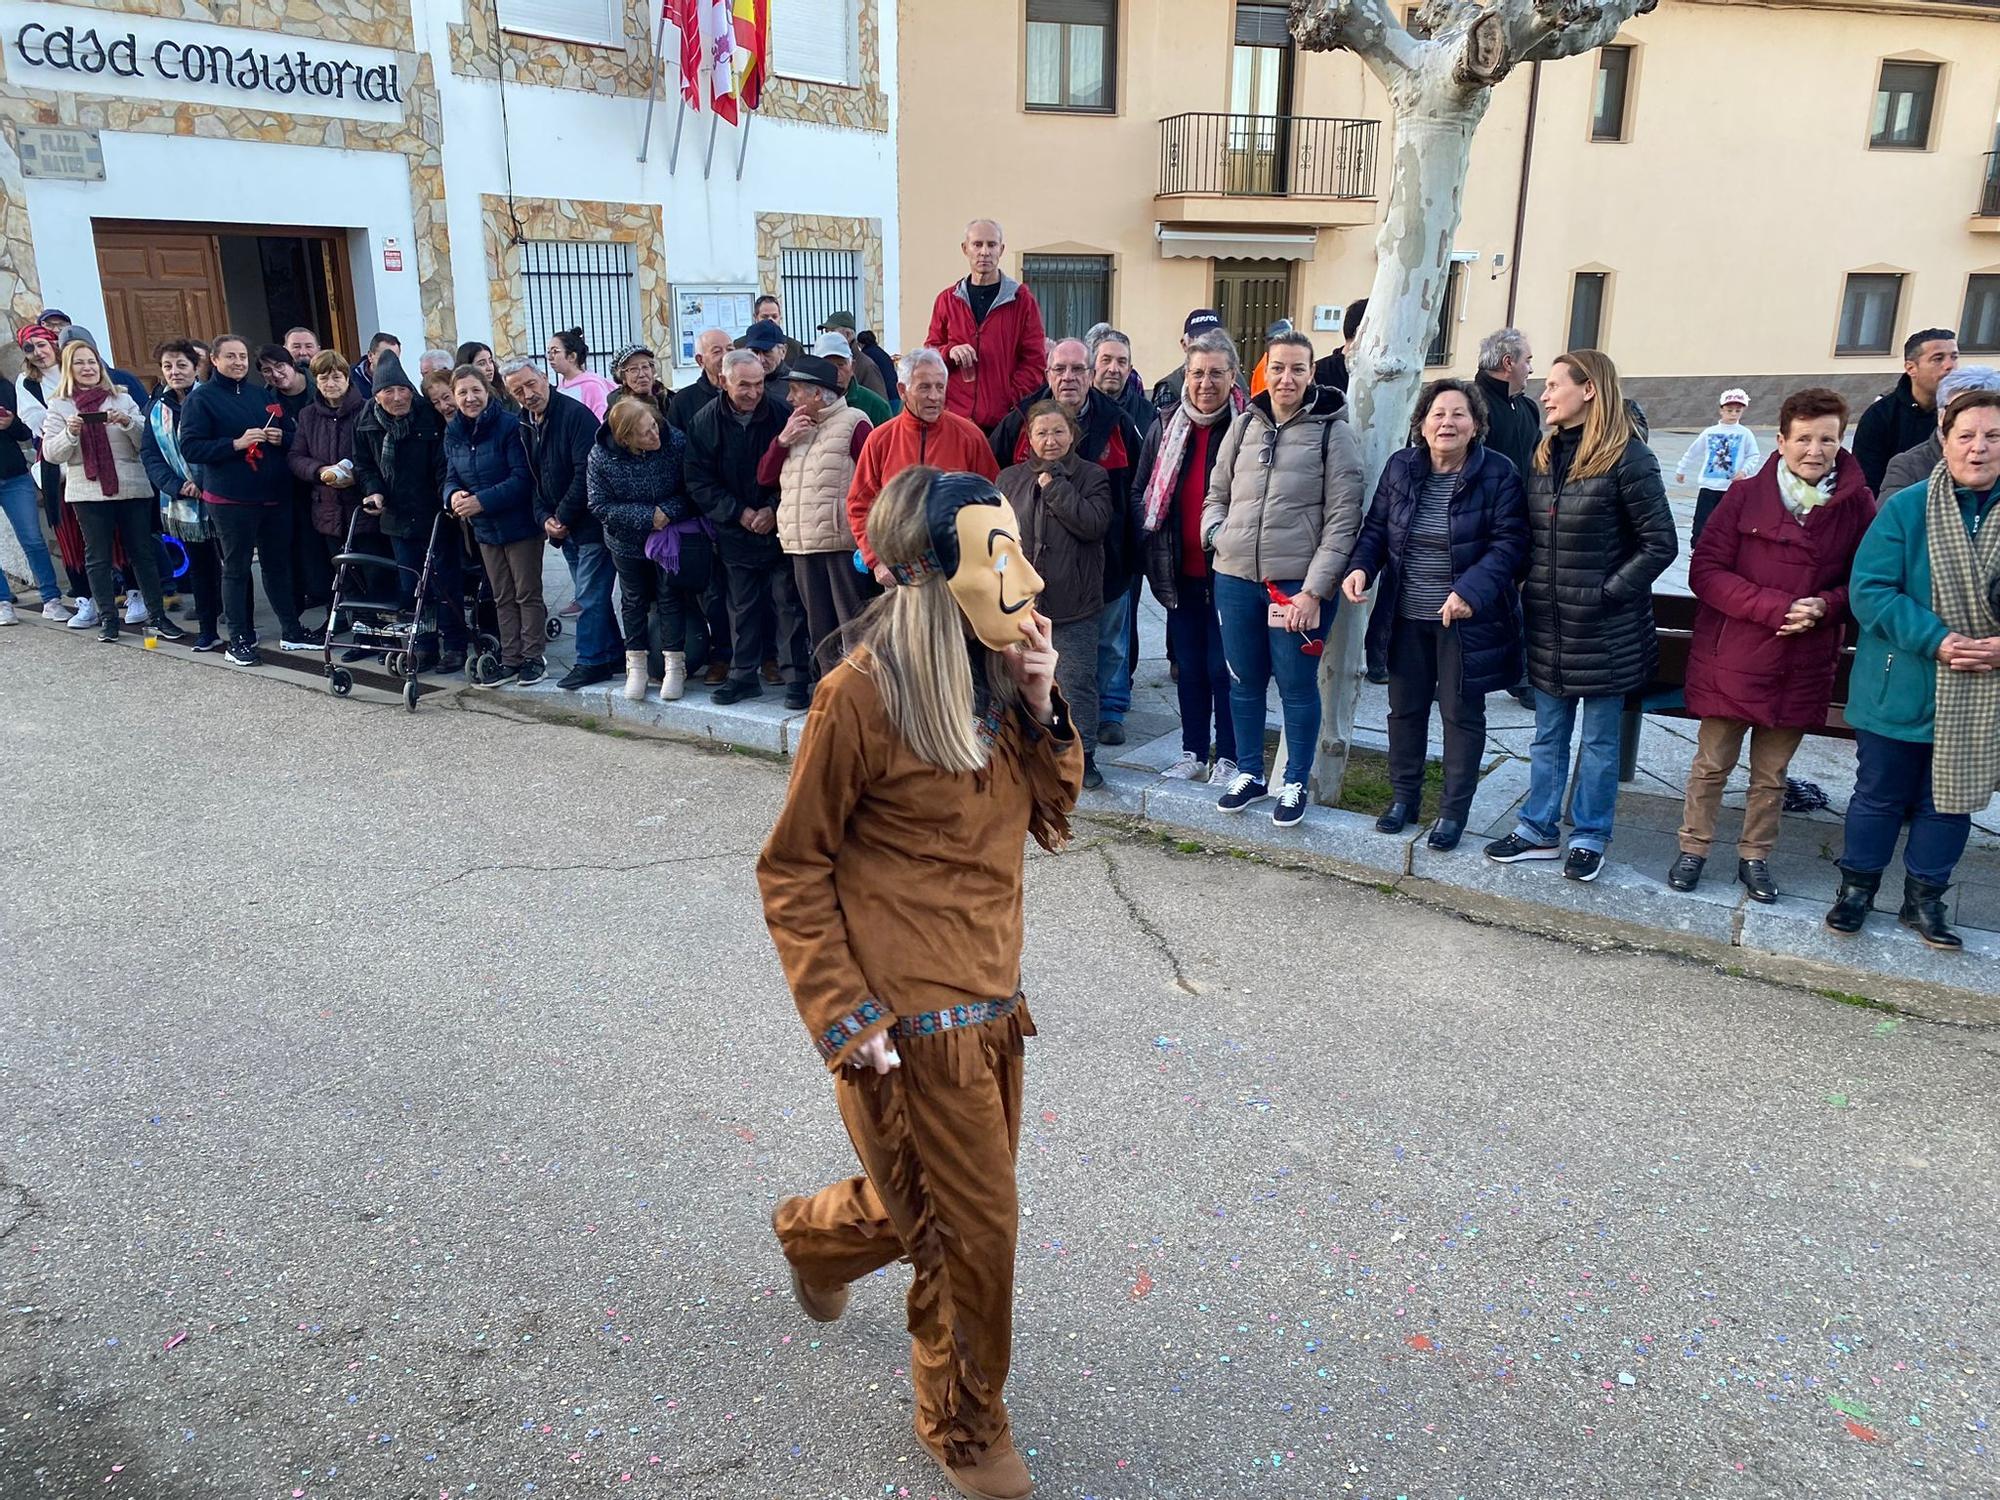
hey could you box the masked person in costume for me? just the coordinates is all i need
[758,466,1083,1500]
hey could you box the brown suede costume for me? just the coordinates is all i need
[757,651,1081,1468]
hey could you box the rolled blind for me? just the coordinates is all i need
[496,0,623,48]
[1234,2,1292,47]
[1028,0,1116,22]
[773,0,857,85]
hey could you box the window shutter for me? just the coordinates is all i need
[772,0,857,85]
[496,0,623,48]
[1234,3,1292,47]
[1028,0,1116,24]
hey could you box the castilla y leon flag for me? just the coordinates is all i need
[731,0,769,112]
[705,0,738,123]
[664,0,701,109]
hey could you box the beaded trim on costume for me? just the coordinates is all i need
[887,550,944,585]
[891,990,1024,1040]
[973,701,1007,750]
[816,997,889,1061]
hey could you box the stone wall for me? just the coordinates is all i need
[481,195,671,359]
[754,211,884,331]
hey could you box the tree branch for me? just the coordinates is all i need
[1290,0,1422,75]
[1497,0,1658,64]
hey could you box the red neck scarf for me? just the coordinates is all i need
[72,386,120,490]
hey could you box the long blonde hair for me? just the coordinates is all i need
[54,341,114,401]
[1534,349,1635,482]
[849,465,1021,773]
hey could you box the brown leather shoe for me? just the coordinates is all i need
[770,1199,848,1323]
[917,1426,1033,1500]
[760,657,784,685]
[703,659,730,686]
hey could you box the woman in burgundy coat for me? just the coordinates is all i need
[1668,388,1876,903]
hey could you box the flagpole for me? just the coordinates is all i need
[637,8,671,163]
[666,96,689,171]
[734,107,753,181]
[703,109,722,180]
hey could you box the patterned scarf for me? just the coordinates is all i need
[1774,460,1833,517]
[1926,462,2000,814]
[1140,387,1246,534]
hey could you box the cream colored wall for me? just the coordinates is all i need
[898,0,2000,390]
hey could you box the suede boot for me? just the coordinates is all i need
[622,649,649,702]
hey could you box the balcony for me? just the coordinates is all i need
[1978,151,2000,229]
[1156,113,1381,230]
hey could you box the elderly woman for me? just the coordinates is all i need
[443,365,542,686]
[547,327,615,421]
[1342,379,1530,851]
[1201,329,1365,828]
[609,345,671,423]
[588,398,699,703]
[290,350,374,559]
[1826,387,2000,951]
[1667,389,1875,903]
[1484,351,1677,882]
[997,399,1113,787]
[38,342,183,644]
[421,369,457,423]
[1136,329,1247,784]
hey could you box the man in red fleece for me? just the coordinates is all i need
[924,219,1047,435]
[847,349,998,585]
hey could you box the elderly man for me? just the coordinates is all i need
[814,311,889,400]
[811,332,891,425]
[1473,327,1540,481]
[418,348,456,380]
[284,327,321,369]
[745,319,791,380]
[1089,326,1157,439]
[733,293,807,367]
[502,357,620,689]
[925,217,1047,433]
[670,327,731,433]
[1854,327,1959,495]
[686,350,809,707]
[845,348,999,583]
[753,354,873,676]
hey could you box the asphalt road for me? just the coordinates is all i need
[3,624,1997,1500]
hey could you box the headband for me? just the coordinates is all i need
[888,471,1006,585]
[16,324,56,350]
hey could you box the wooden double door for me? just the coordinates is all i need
[96,231,226,376]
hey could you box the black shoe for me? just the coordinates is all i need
[1375,801,1413,834]
[1364,666,1390,686]
[96,624,119,643]
[435,649,466,676]
[472,663,519,689]
[1737,858,1777,904]
[1270,781,1308,827]
[192,631,224,653]
[558,661,618,690]
[1216,771,1269,812]
[279,627,319,652]
[511,658,548,687]
[1485,832,1561,864]
[223,641,259,667]
[1510,686,1537,710]
[1824,866,1881,935]
[152,617,189,643]
[1666,853,1706,892]
[1082,756,1104,791]
[1098,720,1126,746]
[1898,876,1962,951]
[1563,848,1605,883]
[339,646,369,663]
[1427,819,1464,852]
[783,683,812,711]
[712,677,762,705]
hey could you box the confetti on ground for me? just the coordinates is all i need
[1131,1269,1153,1300]
[1844,1420,1881,1442]
[1405,1334,1433,1352]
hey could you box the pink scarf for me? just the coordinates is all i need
[72,386,120,490]
[1141,386,1246,534]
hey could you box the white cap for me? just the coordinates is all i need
[1719,387,1750,408]
[810,332,852,362]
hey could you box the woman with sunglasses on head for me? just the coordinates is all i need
[1200,328,1365,827]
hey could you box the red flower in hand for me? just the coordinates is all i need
[246,403,283,471]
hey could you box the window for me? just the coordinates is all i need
[1026,1,1116,113]
[1836,272,1904,355]
[521,241,639,376]
[780,248,861,341]
[1567,271,1608,350]
[772,0,857,87]
[1871,61,1939,150]
[497,0,623,48]
[1023,254,1111,339]
[1591,46,1632,141]
[1426,261,1464,367]
[1960,275,2000,354]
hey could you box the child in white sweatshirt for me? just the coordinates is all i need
[1677,388,1762,546]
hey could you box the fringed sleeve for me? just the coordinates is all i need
[1012,687,1083,853]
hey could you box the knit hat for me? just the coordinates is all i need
[371,348,415,394]
[744,319,786,353]
[58,325,101,354]
[609,344,654,377]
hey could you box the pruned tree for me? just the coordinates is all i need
[1292,0,1658,804]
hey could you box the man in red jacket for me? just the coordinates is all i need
[847,349,998,584]
[925,219,1047,434]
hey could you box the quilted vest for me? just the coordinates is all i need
[778,400,866,554]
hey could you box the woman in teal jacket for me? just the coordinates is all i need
[1826,389,2000,950]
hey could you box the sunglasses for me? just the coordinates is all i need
[1258,429,1280,467]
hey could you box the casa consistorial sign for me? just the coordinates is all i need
[1,1,405,124]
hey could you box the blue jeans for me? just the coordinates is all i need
[563,538,621,667]
[1096,584,1135,722]
[1214,571,1331,787]
[1839,728,1972,884]
[1165,574,1234,762]
[0,472,60,604]
[1515,689,1624,853]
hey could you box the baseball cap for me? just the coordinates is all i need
[818,310,856,332]
[782,354,843,395]
[744,319,787,352]
[1184,309,1222,337]
[810,332,853,362]
[37,307,69,324]
[1718,388,1750,408]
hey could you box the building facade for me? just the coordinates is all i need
[897,0,2000,423]
[0,0,898,379]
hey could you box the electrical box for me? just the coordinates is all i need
[1312,304,1342,332]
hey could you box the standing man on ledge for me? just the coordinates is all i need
[926,219,1047,434]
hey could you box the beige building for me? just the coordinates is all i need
[896,0,2000,424]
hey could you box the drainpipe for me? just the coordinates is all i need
[1504,60,1541,329]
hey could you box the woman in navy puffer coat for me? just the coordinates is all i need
[443,369,543,677]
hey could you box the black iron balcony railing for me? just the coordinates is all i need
[1982,151,2000,217]
[1159,112,1380,200]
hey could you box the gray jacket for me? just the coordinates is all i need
[1201,385,1365,599]
[1878,430,1941,499]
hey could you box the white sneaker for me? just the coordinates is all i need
[1161,750,1203,780]
[123,589,147,624]
[0,600,17,626]
[1207,757,1239,786]
[41,599,75,622]
[67,598,101,629]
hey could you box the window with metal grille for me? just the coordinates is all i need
[1591,45,1632,142]
[497,0,623,48]
[1026,0,1116,113]
[1567,271,1608,351]
[780,248,861,341]
[772,0,857,86]
[520,241,640,376]
[1871,61,1938,151]
[1837,272,1903,355]
[1426,262,1464,366]
[1023,254,1111,340]
[1963,275,2000,354]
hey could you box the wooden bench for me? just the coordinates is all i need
[1617,591,1857,782]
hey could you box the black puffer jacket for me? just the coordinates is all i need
[1522,427,1678,699]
